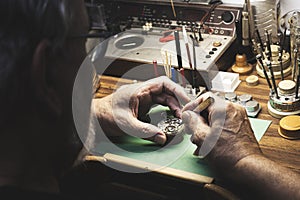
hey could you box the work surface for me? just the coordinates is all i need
[94,70,300,175]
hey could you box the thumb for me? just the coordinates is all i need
[129,118,167,146]
[144,123,167,146]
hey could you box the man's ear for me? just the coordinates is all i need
[31,39,62,118]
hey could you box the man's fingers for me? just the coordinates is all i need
[182,92,212,112]
[161,77,191,104]
[152,93,183,118]
[143,76,191,105]
[182,110,207,134]
[147,132,167,146]
[138,121,167,145]
[182,110,210,147]
[117,116,167,145]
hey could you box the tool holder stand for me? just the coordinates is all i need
[256,44,292,79]
[268,80,300,118]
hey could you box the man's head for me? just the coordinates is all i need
[0,0,89,175]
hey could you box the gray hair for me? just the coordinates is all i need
[0,0,72,122]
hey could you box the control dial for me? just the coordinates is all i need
[221,11,234,24]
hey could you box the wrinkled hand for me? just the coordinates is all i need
[181,92,262,172]
[93,76,190,145]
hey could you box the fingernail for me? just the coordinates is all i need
[154,133,166,145]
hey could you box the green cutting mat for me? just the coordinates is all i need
[95,105,216,178]
[95,134,216,177]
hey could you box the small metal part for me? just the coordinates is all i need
[224,92,237,102]
[278,80,296,95]
[238,94,252,105]
[220,92,261,117]
[242,11,249,46]
[157,117,183,137]
[245,100,259,112]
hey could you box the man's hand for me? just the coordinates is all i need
[93,76,190,145]
[182,92,300,199]
[181,92,262,172]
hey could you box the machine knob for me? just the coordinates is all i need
[222,11,234,23]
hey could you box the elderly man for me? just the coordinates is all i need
[0,0,191,198]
